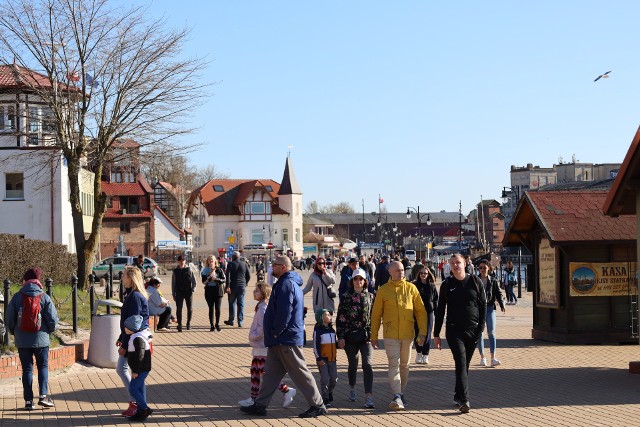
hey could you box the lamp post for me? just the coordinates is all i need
[263,224,276,261]
[406,206,431,260]
[501,186,523,298]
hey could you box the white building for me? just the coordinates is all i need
[0,64,93,252]
[185,156,303,260]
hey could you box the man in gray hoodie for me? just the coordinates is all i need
[6,268,59,410]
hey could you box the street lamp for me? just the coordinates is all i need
[263,224,276,261]
[406,206,431,260]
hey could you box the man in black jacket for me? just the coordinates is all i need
[374,255,391,290]
[224,251,251,327]
[434,253,487,414]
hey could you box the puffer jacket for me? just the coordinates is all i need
[6,281,58,348]
[263,271,305,347]
[371,278,427,340]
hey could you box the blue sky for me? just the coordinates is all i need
[144,0,639,214]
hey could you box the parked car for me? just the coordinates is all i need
[405,250,416,262]
[92,256,158,280]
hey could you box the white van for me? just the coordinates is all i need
[405,250,416,262]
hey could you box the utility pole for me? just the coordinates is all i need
[458,200,463,252]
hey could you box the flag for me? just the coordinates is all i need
[85,73,99,88]
[66,71,80,82]
[379,197,384,204]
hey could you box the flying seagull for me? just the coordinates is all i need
[594,71,612,82]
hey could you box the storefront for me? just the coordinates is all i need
[504,189,636,344]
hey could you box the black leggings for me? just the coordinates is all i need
[204,286,223,327]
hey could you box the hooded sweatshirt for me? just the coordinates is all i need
[6,281,58,348]
[371,278,427,340]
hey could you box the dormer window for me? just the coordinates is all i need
[264,185,273,192]
[213,185,224,192]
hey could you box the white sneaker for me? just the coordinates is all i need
[238,397,254,407]
[415,354,423,364]
[491,358,501,367]
[282,388,296,408]
[424,355,429,365]
[388,394,404,411]
[479,357,487,367]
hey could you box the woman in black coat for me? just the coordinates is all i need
[476,259,506,367]
[412,267,438,364]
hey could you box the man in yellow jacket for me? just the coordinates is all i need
[371,260,427,411]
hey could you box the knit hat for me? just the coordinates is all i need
[23,268,43,282]
[124,315,144,332]
[315,308,330,324]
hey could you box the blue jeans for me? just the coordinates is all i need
[116,355,134,401]
[477,307,497,356]
[227,287,245,325]
[129,371,149,411]
[18,347,49,401]
[506,284,517,303]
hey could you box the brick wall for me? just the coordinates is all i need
[0,340,89,380]
[100,220,150,257]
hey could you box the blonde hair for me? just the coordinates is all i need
[256,281,272,301]
[124,266,149,300]
[205,255,218,268]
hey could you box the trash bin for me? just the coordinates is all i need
[87,299,123,368]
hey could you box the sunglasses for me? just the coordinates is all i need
[317,262,326,265]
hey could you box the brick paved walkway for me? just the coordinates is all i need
[1,269,639,426]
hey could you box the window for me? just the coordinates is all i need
[251,202,265,214]
[213,185,224,192]
[295,228,301,242]
[5,173,24,199]
[252,229,265,244]
[282,229,289,245]
[119,196,140,214]
[264,185,273,192]
[120,223,131,233]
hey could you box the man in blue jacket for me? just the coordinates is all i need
[240,256,326,419]
[6,268,59,410]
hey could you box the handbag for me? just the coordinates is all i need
[345,328,368,344]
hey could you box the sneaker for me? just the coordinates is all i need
[479,357,487,367]
[215,324,221,331]
[453,398,462,407]
[121,401,138,417]
[210,326,215,332]
[238,397,255,407]
[400,394,407,407]
[364,396,375,409]
[224,320,234,326]
[349,389,357,402]
[491,358,501,367]
[186,323,191,330]
[238,323,243,327]
[240,403,267,416]
[38,396,55,408]
[24,401,33,411]
[459,401,470,413]
[424,355,430,365]
[177,325,182,332]
[129,407,153,422]
[388,394,404,411]
[415,354,423,364]
[299,405,327,418]
[323,398,332,408]
[283,388,296,408]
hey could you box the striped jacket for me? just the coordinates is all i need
[313,323,337,362]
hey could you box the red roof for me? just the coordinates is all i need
[506,191,636,246]
[112,139,141,148]
[102,182,147,196]
[0,64,77,92]
[188,179,288,216]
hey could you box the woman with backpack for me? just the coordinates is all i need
[6,268,58,410]
[503,261,518,306]
[116,266,149,417]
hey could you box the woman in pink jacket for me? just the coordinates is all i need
[238,281,297,408]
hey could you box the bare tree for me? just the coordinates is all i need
[304,201,320,215]
[0,0,209,289]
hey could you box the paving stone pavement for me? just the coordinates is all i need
[1,269,640,426]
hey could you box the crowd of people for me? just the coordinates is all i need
[6,250,515,421]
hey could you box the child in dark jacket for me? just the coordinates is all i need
[124,315,153,422]
[313,309,338,407]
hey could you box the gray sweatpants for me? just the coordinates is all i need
[255,345,324,408]
[318,361,338,400]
